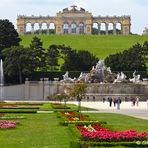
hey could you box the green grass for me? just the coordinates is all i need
[39,103,97,111]
[85,113,148,132]
[0,113,148,147]
[0,113,75,148]
[20,35,148,58]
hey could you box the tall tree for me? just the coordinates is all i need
[2,46,39,83]
[0,19,21,56]
[77,50,99,71]
[29,36,46,71]
[47,44,59,71]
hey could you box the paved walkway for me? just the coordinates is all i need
[68,101,148,120]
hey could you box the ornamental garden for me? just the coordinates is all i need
[0,101,148,148]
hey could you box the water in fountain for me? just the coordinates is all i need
[0,59,4,100]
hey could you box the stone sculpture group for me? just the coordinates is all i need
[61,60,141,84]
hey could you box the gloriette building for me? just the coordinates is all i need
[17,5,131,35]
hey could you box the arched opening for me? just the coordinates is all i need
[92,23,98,34]
[63,23,69,34]
[34,23,39,34]
[108,23,113,35]
[100,23,106,35]
[116,23,122,34]
[71,23,77,34]
[79,23,84,34]
[26,22,32,34]
[49,23,55,34]
[41,22,47,34]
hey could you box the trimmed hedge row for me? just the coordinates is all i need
[69,141,148,148]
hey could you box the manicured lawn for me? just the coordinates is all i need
[0,113,76,148]
[0,112,147,147]
[85,113,148,132]
[20,35,148,58]
[39,103,97,111]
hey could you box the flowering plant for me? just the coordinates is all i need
[0,120,16,129]
[77,124,148,142]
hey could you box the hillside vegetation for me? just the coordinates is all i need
[20,35,148,58]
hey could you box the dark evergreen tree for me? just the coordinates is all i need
[77,50,99,71]
[105,43,147,72]
[47,44,59,71]
[0,19,21,56]
[29,36,46,71]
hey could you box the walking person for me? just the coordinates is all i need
[136,97,139,107]
[117,97,122,110]
[108,97,112,107]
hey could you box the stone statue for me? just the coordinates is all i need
[77,72,87,82]
[61,71,76,83]
[114,72,127,83]
[129,70,140,83]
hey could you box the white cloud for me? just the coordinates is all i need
[0,0,147,34]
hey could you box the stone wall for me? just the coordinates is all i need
[1,80,147,101]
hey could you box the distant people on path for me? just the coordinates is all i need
[131,97,136,106]
[113,98,117,107]
[87,96,89,102]
[136,97,139,107]
[93,96,95,102]
[103,98,105,103]
[117,97,122,110]
[108,97,113,107]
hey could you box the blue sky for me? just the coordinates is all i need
[0,0,147,34]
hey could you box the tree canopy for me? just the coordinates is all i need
[0,19,21,56]
[105,42,148,72]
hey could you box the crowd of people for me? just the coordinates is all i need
[85,96,148,109]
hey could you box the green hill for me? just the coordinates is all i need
[20,35,148,58]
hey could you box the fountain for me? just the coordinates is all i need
[0,59,4,100]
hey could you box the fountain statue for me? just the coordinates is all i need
[129,70,140,83]
[61,71,76,83]
[114,72,127,83]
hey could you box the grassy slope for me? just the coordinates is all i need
[20,35,148,58]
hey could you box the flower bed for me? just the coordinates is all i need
[0,120,16,129]
[77,124,148,142]
[51,103,70,109]
[60,112,86,121]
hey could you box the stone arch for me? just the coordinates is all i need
[63,22,69,34]
[79,22,84,34]
[108,23,114,35]
[92,22,98,34]
[116,22,122,34]
[49,22,56,34]
[26,22,32,34]
[41,22,48,34]
[71,22,77,34]
[34,22,40,34]
[100,23,106,35]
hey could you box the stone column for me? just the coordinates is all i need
[98,23,101,35]
[105,23,108,35]
[113,24,116,35]
[39,24,42,34]
[31,24,34,34]
[47,24,50,35]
